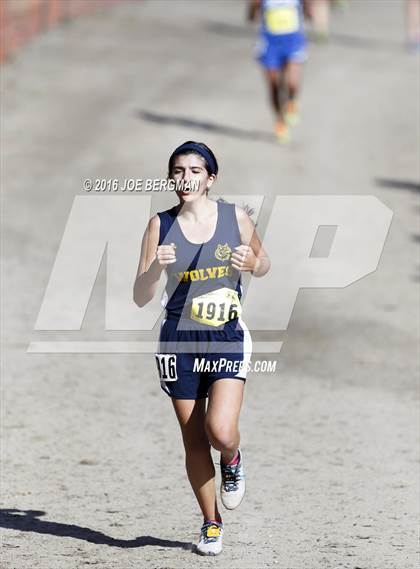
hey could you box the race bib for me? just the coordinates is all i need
[190,287,241,328]
[155,353,178,381]
[265,7,299,34]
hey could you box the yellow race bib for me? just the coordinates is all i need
[191,287,241,327]
[265,7,299,34]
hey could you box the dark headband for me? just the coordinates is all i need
[169,142,218,175]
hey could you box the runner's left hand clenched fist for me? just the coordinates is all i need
[230,245,259,273]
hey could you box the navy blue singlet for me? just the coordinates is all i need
[157,200,243,326]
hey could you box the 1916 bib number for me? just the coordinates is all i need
[191,287,242,327]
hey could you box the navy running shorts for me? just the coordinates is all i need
[155,315,252,400]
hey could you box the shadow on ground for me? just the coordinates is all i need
[375,177,420,282]
[0,509,194,550]
[137,110,276,145]
[376,177,420,194]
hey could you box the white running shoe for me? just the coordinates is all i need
[220,448,246,510]
[196,520,223,556]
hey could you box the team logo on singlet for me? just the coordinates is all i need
[214,243,232,261]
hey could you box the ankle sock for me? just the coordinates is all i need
[222,450,239,466]
[205,517,222,525]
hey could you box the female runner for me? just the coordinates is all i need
[249,0,308,143]
[133,141,270,556]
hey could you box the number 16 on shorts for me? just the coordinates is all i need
[155,353,178,382]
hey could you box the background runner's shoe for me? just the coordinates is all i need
[284,100,300,127]
[196,521,223,556]
[275,121,290,143]
[220,448,246,509]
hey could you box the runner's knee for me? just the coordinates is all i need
[204,422,237,452]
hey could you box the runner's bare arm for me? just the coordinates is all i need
[248,0,261,22]
[133,216,176,307]
[301,0,312,21]
[233,206,270,277]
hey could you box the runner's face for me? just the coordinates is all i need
[171,154,215,202]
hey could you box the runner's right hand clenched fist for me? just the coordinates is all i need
[156,243,177,267]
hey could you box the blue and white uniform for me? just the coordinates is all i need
[256,0,307,69]
[155,200,252,399]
